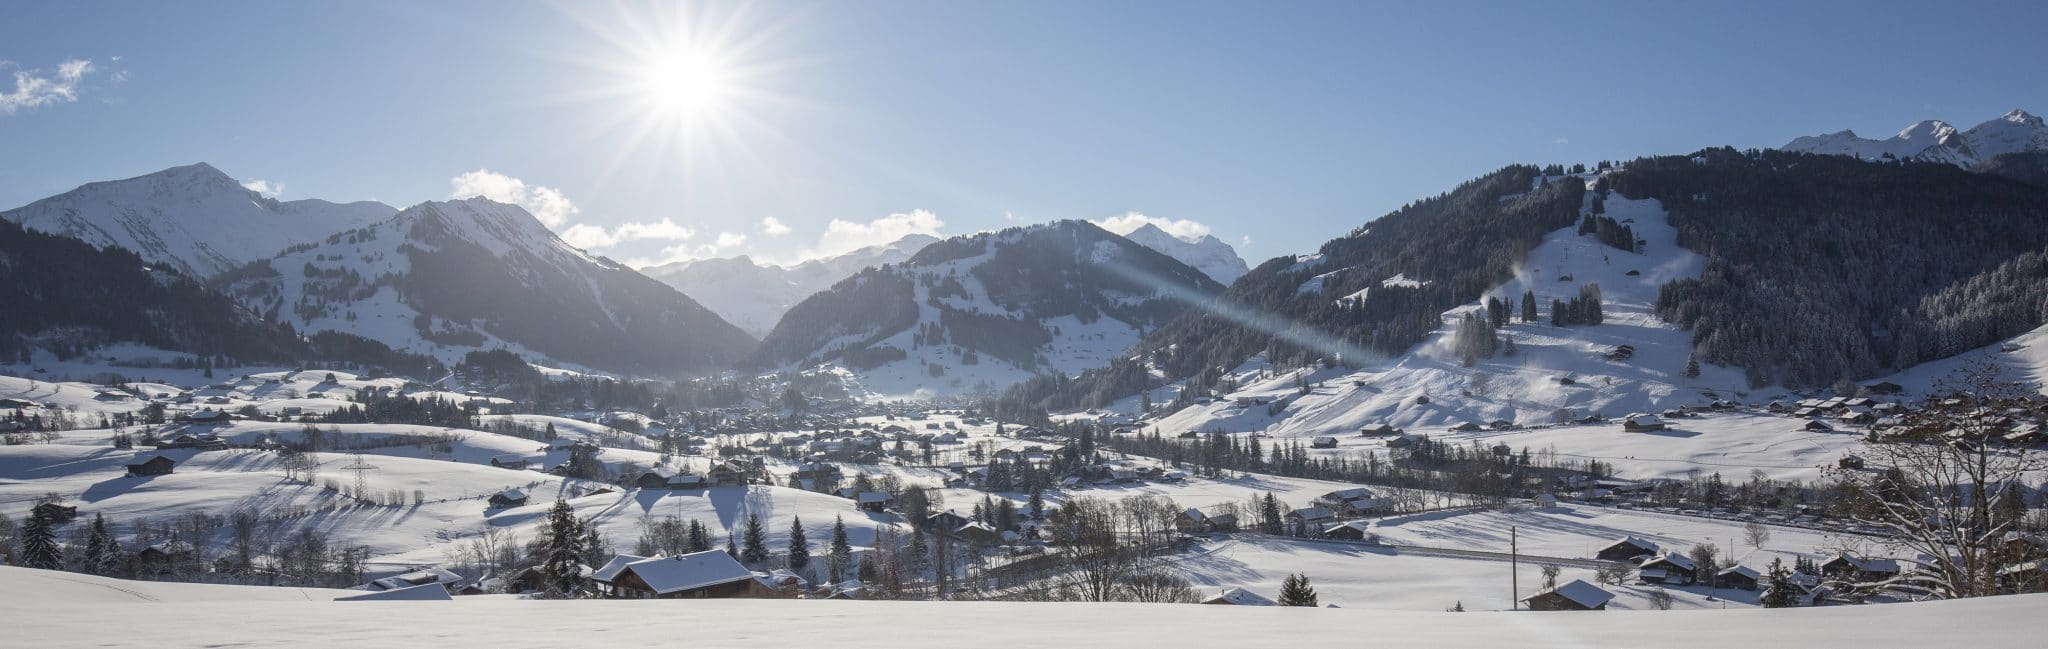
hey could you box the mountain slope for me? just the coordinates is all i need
[1781,109,2048,167]
[216,198,755,375]
[1,163,395,279]
[641,234,938,337]
[0,217,442,377]
[743,221,1223,398]
[1112,223,1250,284]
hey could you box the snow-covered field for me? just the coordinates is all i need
[4,566,2042,649]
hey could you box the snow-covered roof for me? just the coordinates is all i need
[1643,551,1696,571]
[591,554,652,583]
[1720,565,1761,579]
[617,551,754,594]
[493,488,527,501]
[336,583,453,602]
[1529,579,1613,609]
[1202,587,1275,606]
[856,492,892,503]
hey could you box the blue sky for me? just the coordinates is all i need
[4,0,2046,267]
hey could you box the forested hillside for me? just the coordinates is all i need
[0,218,439,376]
[996,165,1586,415]
[1612,148,2048,388]
[744,221,1222,396]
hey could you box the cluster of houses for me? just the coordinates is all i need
[348,550,875,600]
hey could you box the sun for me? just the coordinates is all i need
[637,46,731,123]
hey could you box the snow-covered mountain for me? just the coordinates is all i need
[641,234,939,337]
[1130,180,1753,441]
[1,163,395,279]
[216,198,754,375]
[1110,223,1250,285]
[742,221,1223,398]
[1781,109,2048,167]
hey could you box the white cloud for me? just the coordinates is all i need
[801,209,945,259]
[559,218,697,250]
[1553,137,1570,145]
[240,179,284,199]
[759,216,791,237]
[0,58,95,115]
[630,231,751,267]
[1092,212,1213,244]
[448,169,580,227]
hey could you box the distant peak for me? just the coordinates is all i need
[2003,108,2044,127]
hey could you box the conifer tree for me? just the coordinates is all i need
[741,512,769,564]
[786,516,810,574]
[828,515,853,583]
[1259,492,1285,535]
[540,499,586,597]
[20,509,62,570]
[1278,573,1318,606]
[1762,558,1796,608]
[84,513,116,575]
[687,519,710,552]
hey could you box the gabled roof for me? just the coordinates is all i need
[1642,551,1697,571]
[1601,536,1658,553]
[1202,587,1275,605]
[617,551,754,594]
[336,582,453,601]
[856,492,892,503]
[493,488,527,501]
[1527,579,1613,608]
[127,453,175,467]
[1719,565,1761,579]
[591,553,652,583]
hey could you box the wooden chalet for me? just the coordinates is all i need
[1522,579,1613,611]
[126,454,176,476]
[1594,536,1659,562]
[609,551,760,599]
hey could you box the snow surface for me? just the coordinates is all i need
[4,566,2042,648]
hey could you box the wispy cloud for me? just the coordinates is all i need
[448,169,579,227]
[795,209,945,260]
[631,231,750,267]
[560,218,697,249]
[759,216,791,237]
[1553,136,1570,145]
[1,58,96,115]
[1092,212,1213,244]
[241,178,284,199]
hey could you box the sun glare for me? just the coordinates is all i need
[638,47,731,122]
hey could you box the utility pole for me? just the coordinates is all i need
[341,453,378,500]
[1511,525,1520,610]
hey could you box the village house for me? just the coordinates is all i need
[488,454,530,470]
[855,492,893,513]
[157,432,228,450]
[1359,423,1399,437]
[1285,507,1336,537]
[1821,553,1902,583]
[1621,413,1667,432]
[1322,521,1380,543]
[1639,552,1699,585]
[1715,565,1761,590]
[125,454,176,476]
[487,488,529,509]
[175,409,231,424]
[588,553,652,597]
[1594,536,1659,562]
[1312,488,1383,516]
[1310,436,1339,449]
[1201,587,1275,605]
[359,566,467,594]
[31,502,79,524]
[1522,579,1614,611]
[609,551,760,599]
